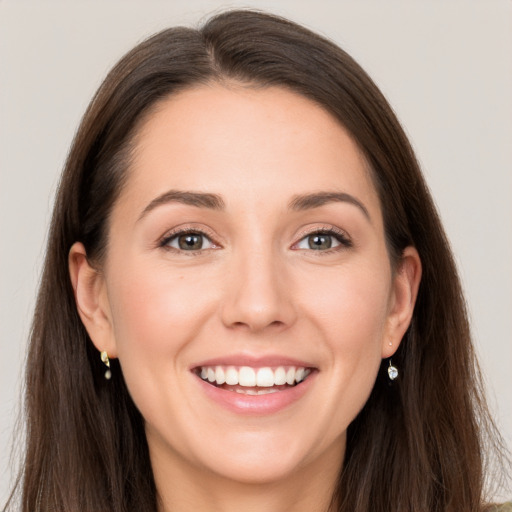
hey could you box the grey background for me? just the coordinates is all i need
[1,0,511,503]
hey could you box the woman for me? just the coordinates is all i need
[4,9,510,512]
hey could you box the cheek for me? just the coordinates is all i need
[304,261,391,348]
[301,261,391,405]
[107,259,219,366]
[105,260,223,428]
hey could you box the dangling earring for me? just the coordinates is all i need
[388,359,398,381]
[100,351,112,380]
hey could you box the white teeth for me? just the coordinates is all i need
[285,367,296,385]
[237,388,258,395]
[239,366,256,387]
[215,366,225,385]
[198,365,311,388]
[256,367,275,387]
[274,366,287,385]
[233,388,281,395]
[225,366,238,385]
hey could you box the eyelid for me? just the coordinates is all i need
[157,223,351,253]
[158,224,222,251]
[291,224,353,250]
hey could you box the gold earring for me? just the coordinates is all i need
[100,351,112,380]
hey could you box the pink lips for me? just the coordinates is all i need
[191,354,317,415]
[192,354,316,369]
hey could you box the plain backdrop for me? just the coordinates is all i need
[1,0,511,504]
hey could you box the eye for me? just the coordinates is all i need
[294,229,352,251]
[162,231,216,251]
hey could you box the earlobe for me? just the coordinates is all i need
[68,242,117,357]
[382,246,422,358]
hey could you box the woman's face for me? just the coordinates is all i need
[72,84,419,487]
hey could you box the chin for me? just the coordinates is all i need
[192,428,338,486]
[203,453,307,485]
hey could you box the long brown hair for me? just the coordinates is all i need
[5,9,508,512]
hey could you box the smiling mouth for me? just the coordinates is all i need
[194,365,313,395]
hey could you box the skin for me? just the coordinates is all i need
[69,84,421,512]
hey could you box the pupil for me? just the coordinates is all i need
[309,234,331,250]
[179,234,202,250]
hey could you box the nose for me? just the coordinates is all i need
[220,247,297,333]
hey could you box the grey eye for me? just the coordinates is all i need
[296,233,341,251]
[308,234,334,250]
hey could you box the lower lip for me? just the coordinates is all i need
[195,372,317,415]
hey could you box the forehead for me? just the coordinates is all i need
[121,84,381,218]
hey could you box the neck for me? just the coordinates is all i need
[151,441,343,512]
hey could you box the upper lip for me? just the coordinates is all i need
[191,354,317,370]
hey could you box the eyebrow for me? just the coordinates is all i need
[138,190,225,221]
[288,192,370,220]
[138,189,370,222]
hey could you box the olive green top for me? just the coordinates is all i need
[490,504,512,512]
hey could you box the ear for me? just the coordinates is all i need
[68,242,118,358]
[382,246,422,358]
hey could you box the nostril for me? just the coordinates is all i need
[228,319,286,332]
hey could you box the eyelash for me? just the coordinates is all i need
[293,226,353,253]
[158,226,352,254]
[159,226,219,255]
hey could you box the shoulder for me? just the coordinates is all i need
[487,504,512,512]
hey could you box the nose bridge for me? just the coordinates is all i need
[221,239,295,332]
